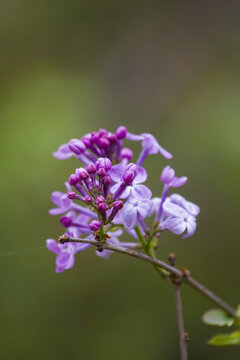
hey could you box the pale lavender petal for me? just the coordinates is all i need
[56,252,75,271]
[121,205,138,229]
[64,182,72,193]
[110,164,124,182]
[126,132,144,141]
[170,176,188,188]
[163,201,188,219]
[49,207,67,215]
[110,183,121,195]
[53,143,72,160]
[170,194,200,216]
[151,197,162,215]
[141,133,173,159]
[75,243,92,252]
[132,184,152,200]
[161,166,175,184]
[158,145,173,159]
[134,166,148,183]
[51,191,64,206]
[182,218,197,239]
[61,194,72,208]
[109,228,123,238]
[169,194,184,205]
[137,200,152,218]
[46,239,61,254]
[96,249,113,258]
[120,186,131,199]
[163,217,186,235]
[183,200,200,217]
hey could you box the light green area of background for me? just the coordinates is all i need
[0,1,240,359]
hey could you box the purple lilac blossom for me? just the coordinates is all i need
[156,166,187,222]
[110,164,152,200]
[119,195,152,229]
[47,126,200,273]
[161,201,197,239]
[46,239,91,273]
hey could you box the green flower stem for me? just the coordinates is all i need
[135,225,168,278]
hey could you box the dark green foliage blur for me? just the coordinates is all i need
[0,1,240,359]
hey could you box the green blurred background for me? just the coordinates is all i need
[1,1,240,359]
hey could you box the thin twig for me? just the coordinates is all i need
[59,236,237,318]
[174,282,188,360]
[169,254,188,360]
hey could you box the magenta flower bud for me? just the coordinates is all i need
[121,148,133,160]
[96,157,112,171]
[97,137,110,149]
[116,126,127,139]
[113,200,124,210]
[91,131,99,142]
[98,202,108,212]
[68,139,86,155]
[109,134,117,143]
[81,136,92,148]
[84,195,92,203]
[96,195,105,204]
[86,163,96,174]
[76,167,89,180]
[99,128,108,137]
[67,192,77,199]
[69,174,80,185]
[89,220,102,232]
[122,170,136,184]
[125,163,137,173]
[161,166,175,185]
[97,168,106,177]
[107,200,124,223]
[60,216,72,227]
[103,176,111,186]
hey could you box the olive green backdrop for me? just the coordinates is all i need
[1,1,240,359]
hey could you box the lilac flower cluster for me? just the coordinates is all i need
[47,126,199,272]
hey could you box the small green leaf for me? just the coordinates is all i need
[208,331,240,346]
[202,309,234,327]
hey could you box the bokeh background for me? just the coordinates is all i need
[1,1,240,359]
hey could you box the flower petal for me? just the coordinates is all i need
[53,143,72,160]
[163,217,186,235]
[132,184,152,200]
[134,166,148,183]
[49,207,67,215]
[121,205,138,229]
[182,217,197,238]
[96,249,113,258]
[183,200,200,217]
[120,186,131,199]
[51,191,64,206]
[137,200,152,218]
[110,165,124,182]
[163,201,188,219]
[46,239,61,254]
[170,176,188,188]
[126,132,144,141]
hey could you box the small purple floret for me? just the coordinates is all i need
[89,220,102,231]
[60,216,72,228]
[116,126,127,139]
[96,157,112,171]
[86,163,96,174]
